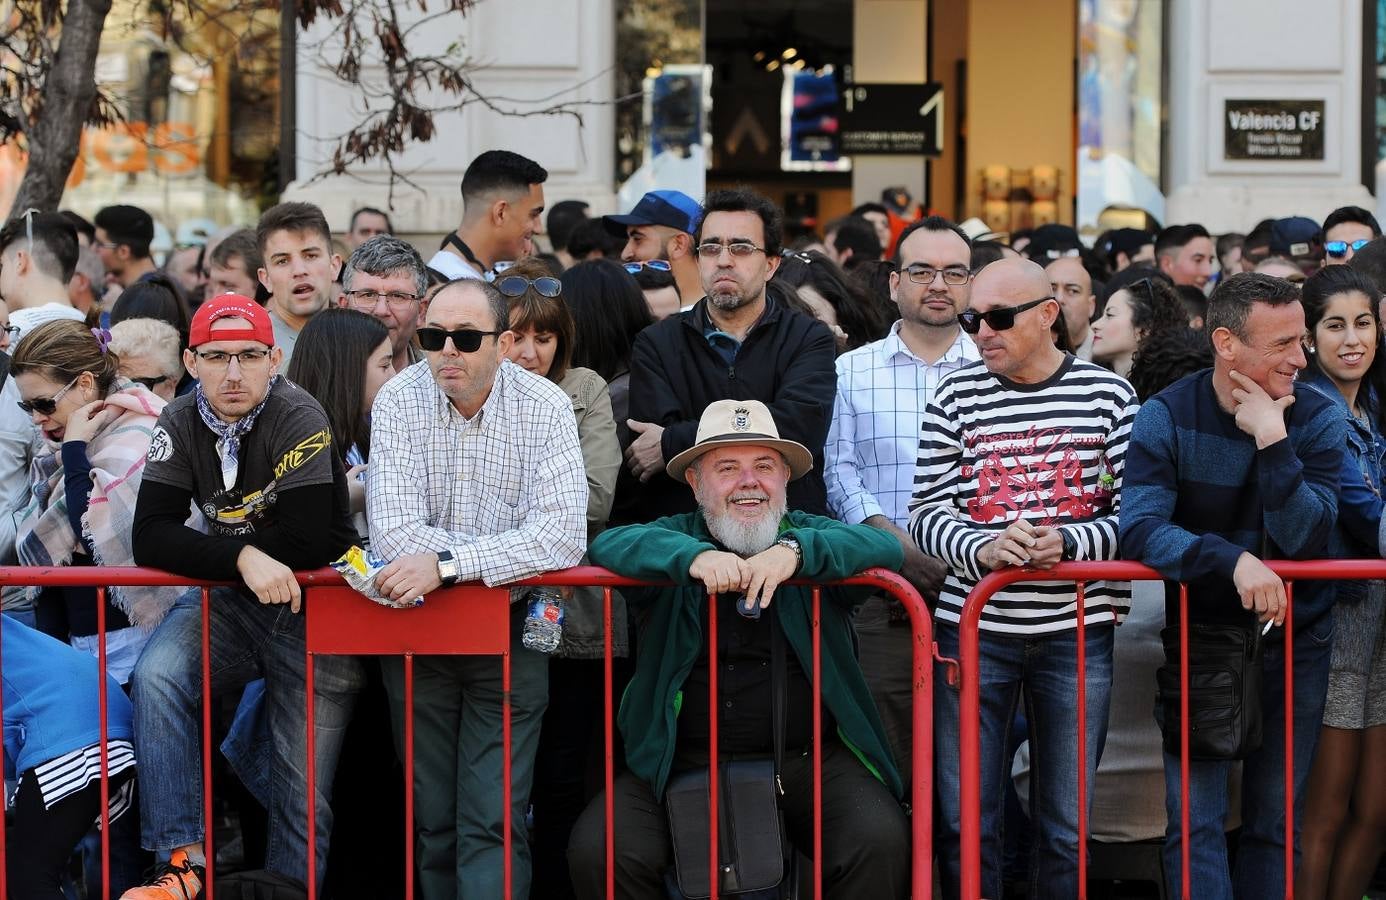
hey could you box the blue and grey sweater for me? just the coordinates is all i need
[1120,369,1344,628]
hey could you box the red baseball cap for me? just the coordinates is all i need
[188,294,275,348]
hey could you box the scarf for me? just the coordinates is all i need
[195,376,278,491]
[15,384,180,628]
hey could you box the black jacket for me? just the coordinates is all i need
[626,295,837,521]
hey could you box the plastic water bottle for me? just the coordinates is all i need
[522,588,565,654]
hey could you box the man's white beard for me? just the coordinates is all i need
[699,493,787,557]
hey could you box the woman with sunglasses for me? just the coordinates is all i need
[496,257,626,898]
[10,319,178,893]
[1090,266,1188,378]
[1295,265,1386,899]
[108,317,185,403]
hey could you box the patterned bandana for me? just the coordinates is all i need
[195,376,278,491]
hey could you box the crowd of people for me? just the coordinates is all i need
[2,146,1385,900]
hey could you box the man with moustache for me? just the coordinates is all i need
[367,277,587,898]
[624,188,836,521]
[826,215,979,775]
[605,189,705,304]
[566,399,909,900]
[256,202,342,364]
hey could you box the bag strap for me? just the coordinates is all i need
[771,618,787,795]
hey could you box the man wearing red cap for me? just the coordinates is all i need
[121,295,363,898]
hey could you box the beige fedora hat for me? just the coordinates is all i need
[666,399,814,483]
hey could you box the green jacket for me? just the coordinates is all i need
[588,509,906,800]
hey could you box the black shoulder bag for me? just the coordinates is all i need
[663,620,790,899]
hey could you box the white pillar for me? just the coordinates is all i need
[283,0,618,239]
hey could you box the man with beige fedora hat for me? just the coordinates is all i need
[566,399,909,900]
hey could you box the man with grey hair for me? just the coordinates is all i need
[338,235,428,373]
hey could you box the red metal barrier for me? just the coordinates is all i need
[949,559,1386,900]
[0,564,932,900]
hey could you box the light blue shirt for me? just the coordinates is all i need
[825,322,979,526]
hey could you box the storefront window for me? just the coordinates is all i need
[1076,0,1165,234]
[615,0,705,207]
[0,0,280,238]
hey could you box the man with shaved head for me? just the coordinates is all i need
[1046,255,1096,359]
[909,258,1138,897]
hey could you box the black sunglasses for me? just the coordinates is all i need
[130,375,171,391]
[17,374,80,416]
[495,275,561,298]
[417,326,504,353]
[957,296,1053,334]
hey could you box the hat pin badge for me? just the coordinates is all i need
[732,406,751,432]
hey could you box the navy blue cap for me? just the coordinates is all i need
[1270,216,1322,259]
[602,190,702,237]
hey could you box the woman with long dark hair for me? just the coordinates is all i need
[283,308,392,522]
[1296,265,1386,899]
[1090,267,1188,378]
[773,248,890,351]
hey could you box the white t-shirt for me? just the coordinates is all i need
[11,303,85,344]
[426,250,484,281]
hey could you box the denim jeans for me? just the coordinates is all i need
[130,588,364,885]
[934,621,1114,900]
[1160,612,1333,899]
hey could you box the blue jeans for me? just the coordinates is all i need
[1160,613,1333,899]
[129,588,364,885]
[934,621,1114,900]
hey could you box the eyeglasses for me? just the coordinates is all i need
[17,374,80,416]
[345,288,419,310]
[696,241,767,259]
[194,348,273,367]
[0,325,18,339]
[957,296,1054,334]
[623,260,672,274]
[130,375,171,391]
[904,264,971,286]
[495,275,562,298]
[1325,239,1371,258]
[416,326,504,353]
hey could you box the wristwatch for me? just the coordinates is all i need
[774,534,802,572]
[436,550,461,586]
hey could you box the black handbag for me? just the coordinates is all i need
[663,620,790,899]
[1156,617,1265,760]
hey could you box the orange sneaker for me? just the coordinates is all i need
[120,849,205,899]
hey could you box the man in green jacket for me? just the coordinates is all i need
[566,399,909,900]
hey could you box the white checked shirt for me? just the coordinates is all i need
[825,322,980,527]
[366,358,588,585]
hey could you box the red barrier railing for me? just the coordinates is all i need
[948,559,1386,900]
[0,564,932,900]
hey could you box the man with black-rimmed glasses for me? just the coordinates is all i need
[624,188,837,522]
[826,215,980,780]
[367,276,587,898]
[338,235,429,373]
[126,294,363,899]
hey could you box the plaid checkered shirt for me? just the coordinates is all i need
[366,358,588,585]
